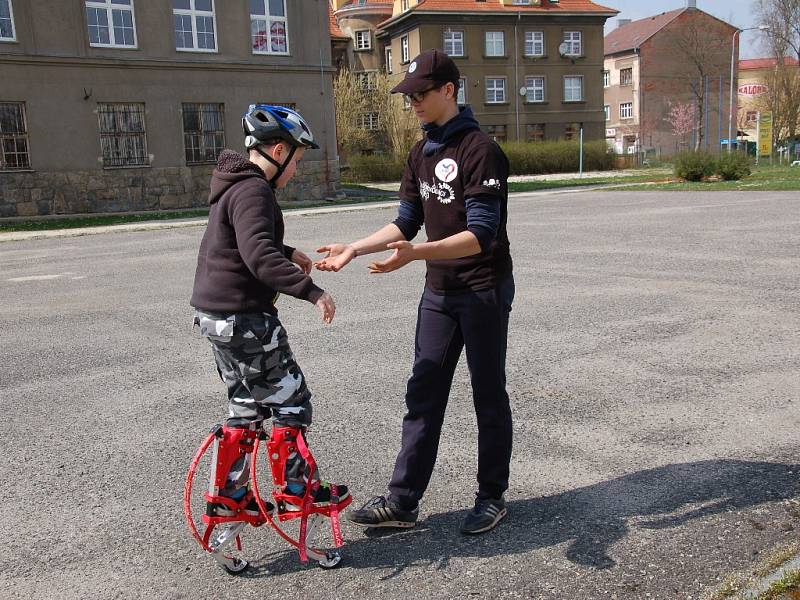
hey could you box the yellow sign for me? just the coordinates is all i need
[758,111,773,157]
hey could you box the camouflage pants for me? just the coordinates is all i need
[194,310,316,490]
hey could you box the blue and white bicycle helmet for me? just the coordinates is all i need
[242,104,319,151]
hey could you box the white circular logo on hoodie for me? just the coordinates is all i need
[435,158,458,183]
[408,61,418,73]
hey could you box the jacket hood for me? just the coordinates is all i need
[422,106,481,156]
[208,149,266,204]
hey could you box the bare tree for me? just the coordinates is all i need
[372,71,422,159]
[332,68,375,159]
[758,0,800,142]
[663,18,731,150]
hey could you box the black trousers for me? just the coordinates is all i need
[388,275,515,506]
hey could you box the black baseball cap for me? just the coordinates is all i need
[390,49,461,95]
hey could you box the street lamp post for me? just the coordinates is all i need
[728,26,769,153]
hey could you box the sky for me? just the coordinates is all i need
[601,0,768,59]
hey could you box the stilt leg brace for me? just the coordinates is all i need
[209,425,258,497]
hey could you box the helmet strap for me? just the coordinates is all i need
[255,144,297,189]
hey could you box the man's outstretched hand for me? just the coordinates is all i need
[368,241,416,274]
[315,244,357,272]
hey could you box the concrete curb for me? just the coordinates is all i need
[738,554,800,599]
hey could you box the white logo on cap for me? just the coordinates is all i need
[408,61,418,73]
[435,158,458,183]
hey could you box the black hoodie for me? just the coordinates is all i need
[190,150,323,315]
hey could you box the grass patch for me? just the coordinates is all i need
[758,568,800,600]
[0,209,210,232]
[704,543,800,600]
[509,172,671,193]
[615,165,800,192]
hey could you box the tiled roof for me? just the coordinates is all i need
[604,8,684,55]
[328,1,349,39]
[740,57,800,70]
[388,0,617,18]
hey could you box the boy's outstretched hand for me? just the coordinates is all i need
[315,244,356,272]
[290,249,312,274]
[315,292,336,324]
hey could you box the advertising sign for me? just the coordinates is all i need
[738,83,769,96]
[758,111,773,157]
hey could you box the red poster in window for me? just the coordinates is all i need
[270,21,286,52]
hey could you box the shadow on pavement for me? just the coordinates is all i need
[244,459,799,578]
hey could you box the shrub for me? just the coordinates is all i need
[674,152,716,182]
[344,154,406,183]
[500,140,615,175]
[715,152,752,181]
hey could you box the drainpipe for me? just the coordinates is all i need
[515,13,521,142]
[317,0,332,196]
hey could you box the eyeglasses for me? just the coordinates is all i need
[403,86,440,104]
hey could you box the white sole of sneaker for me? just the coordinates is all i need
[349,520,417,529]
[461,507,507,535]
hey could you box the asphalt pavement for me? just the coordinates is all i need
[1,190,798,599]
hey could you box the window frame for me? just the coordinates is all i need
[620,67,633,87]
[85,0,138,49]
[181,102,225,165]
[358,112,380,131]
[96,102,149,169]
[444,29,464,57]
[173,0,218,53]
[603,70,610,88]
[562,30,582,57]
[525,75,545,103]
[485,31,505,57]
[604,104,610,121]
[401,34,409,63]
[563,75,583,102]
[0,0,16,42]
[457,76,467,106]
[385,47,393,74]
[524,31,544,57]
[619,102,633,120]
[250,0,289,56]
[526,123,545,143]
[485,77,507,104]
[0,101,31,171]
[354,29,371,51]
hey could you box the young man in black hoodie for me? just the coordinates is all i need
[191,105,348,517]
[316,50,514,535]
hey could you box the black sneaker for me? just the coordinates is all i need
[460,497,507,535]
[283,482,350,511]
[348,495,418,529]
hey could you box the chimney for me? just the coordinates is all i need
[686,0,697,8]
[617,18,632,28]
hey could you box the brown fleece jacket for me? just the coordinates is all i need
[190,150,323,315]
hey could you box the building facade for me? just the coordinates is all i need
[331,0,617,144]
[737,57,800,150]
[0,0,339,219]
[604,3,737,157]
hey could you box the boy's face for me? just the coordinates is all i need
[409,81,456,125]
[273,144,305,189]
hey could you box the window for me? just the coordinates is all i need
[0,102,30,170]
[563,75,583,102]
[182,103,225,164]
[401,35,409,63]
[173,0,216,52]
[358,112,379,131]
[354,29,371,50]
[620,67,633,86]
[526,123,545,143]
[485,124,506,142]
[97,102,148,168]
[513,0,531,4]
[562,31,581,56]
[251,0,288,55]
[355,71,376,90]
[0,0,16,41]
[85,0,137,48]
[565,122,579,141]
[457,77,467,106]
[745,110,758,124]
[444,30,464,57]
[604,105,610,121]
[524,31,544,57]
[603,70,610,88]
[485,78,506,103]
[525,76,545,103]
[620,102,633,119]
[485,31,504,57]
[401,0,409,10]
[385,48,393,74]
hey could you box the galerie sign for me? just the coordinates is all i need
[738,83,769,96]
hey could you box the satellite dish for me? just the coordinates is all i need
[519,86,527,97]
[558,42,570,56]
